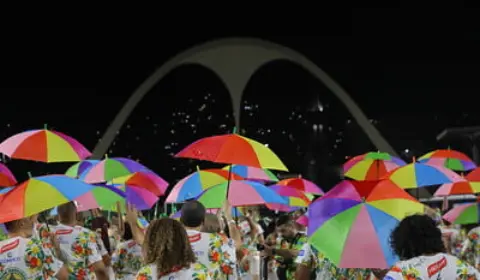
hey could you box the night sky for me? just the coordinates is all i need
[2,10,479,191]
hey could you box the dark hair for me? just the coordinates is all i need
[143,218,196,275]
[180,201,206,227]
[390,214,446,260]
[57,202,77,220]
[123,222,133,241]
[276,215,292,227]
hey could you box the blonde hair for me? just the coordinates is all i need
[143,218,196,274]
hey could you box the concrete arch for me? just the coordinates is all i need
[92,38,397,158]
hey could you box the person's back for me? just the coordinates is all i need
[386,253,479,279]
[56,201,108,280]
[0,235,62,278]
[181,201,237,279]
[136,262,210,279]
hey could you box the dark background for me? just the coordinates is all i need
[1,9,479,192]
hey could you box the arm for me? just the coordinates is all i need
[92,260,109,280]
[126,204,145,245]
[222,202,242,250]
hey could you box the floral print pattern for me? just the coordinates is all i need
[207,232,236,278]
[0,237,63,279]
[54,225,102,280]
[461,227,480,269]
[112,240,143,280]
[385,253,480,279]
[135,263,210,280]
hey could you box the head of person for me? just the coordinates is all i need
[123,222,133,241]
[4,215,38,237]
[202,214,221,234]
[180,201,206,229]
[276,215,297,239]
[143,218,196,274]
[390,214,446,260]
[57,201,77,224]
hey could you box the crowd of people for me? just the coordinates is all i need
[1,201,480,279]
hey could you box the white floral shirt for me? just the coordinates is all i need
[53,224,103,279]
[0,236,63,279]
[135,263,211,280]
[112,239,143,280]
[186,229,237,279]
[384,253,480,279]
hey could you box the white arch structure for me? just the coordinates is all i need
[92,38,397,158]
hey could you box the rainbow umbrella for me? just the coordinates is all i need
[165,169,243,203]
[0,175,94,223]
[443,201,480,224]
[79,157,150,183]
[296,215,308,227]
[65,160,100,178]
[196,180,287,208]
[418,149,476,171]
[223,165,278,182]
[0,129,91,163]
[267,185,311,210]
[433,180,480,196]
[343,152,406,181]
[110,171,168,196]
[75,184,126,212]
[0,163,16,187]
[386,162,462,189]
[0,187,13,195]
[277,178,324,195]
[113,185,159,211]
[308,180,424,269]
[467,167,480,182]
[175,133,288,171]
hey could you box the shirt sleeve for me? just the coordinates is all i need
[218,234,237,275]
[41,243,64,279]
[295,243,313,266]
[87,231,103,265]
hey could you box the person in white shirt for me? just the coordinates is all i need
[55,201,109,280]
[0,215,69,279]
[181,201,238,280]
[135,218,210,279]
[375,214,480,279]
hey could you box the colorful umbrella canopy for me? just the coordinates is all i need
[196,180,287,208]
[75,184,126,212]
[418,149,476,171]
[0,129,91,163]
[223,165,279,182]
[0,187,13,195]
[277,178,324,195]
[165,169,243,203]
[443,202,480,224]
[65,160,100,178]
[343,152,406,181]
[110,171,168,196]
[308,180,424,268]
[0,163,16,187]
[175,134,288,171]
[296,215,308,227]
[386,162,462,189]
[0,175,94,223]
[114,185,159,211]
[269,185,312,207]
[467,167,480,182]
[433,180,480,196]
[80,157,150,183]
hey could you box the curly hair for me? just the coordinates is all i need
[143,218,196,274]
[390,214,446,260]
